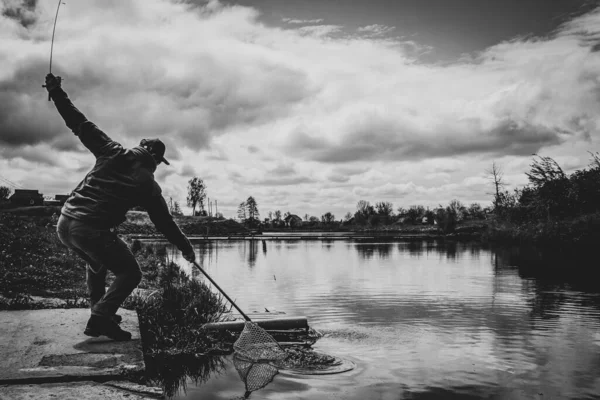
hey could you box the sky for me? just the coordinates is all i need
[1,0,600,219]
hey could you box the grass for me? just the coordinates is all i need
[0,213,232,355]
[0,212,88,308]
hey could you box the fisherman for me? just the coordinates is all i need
[44,73,196,341]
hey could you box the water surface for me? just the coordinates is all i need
[149,239,600,400]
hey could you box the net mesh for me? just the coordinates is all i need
[233,321,287,362]
[233,356,279,393]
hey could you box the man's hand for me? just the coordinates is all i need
[43,73,62,93]
[182,249,196,263]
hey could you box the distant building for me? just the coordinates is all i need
[55,194,70,205]
[284,214,303,228]
[9,189,44,207]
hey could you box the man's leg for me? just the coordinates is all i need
[69,247,107,310]
[89,235,142,318]
[68,223,141,340]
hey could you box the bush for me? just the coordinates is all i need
[124,261,231,357]
[435,207,457,234]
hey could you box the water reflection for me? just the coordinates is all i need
[354,242,393,259]
[242,241,258,268]
[142,239,600,400]
[144,354,226,399]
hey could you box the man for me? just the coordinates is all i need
[45,73,196,341]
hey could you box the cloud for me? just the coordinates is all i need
[282,18,324,25]
[248,176,315,186]
[2,0,600,217]
[180,164,196,176]
[1,0,313,157]
[268,163,296,176]
[0,143,62,166]
[246,145,260,154]
[295,24,343,37]
[327,174,350,183]
[353,182,419,198]
[2,0,38,28]
[357,24,395,37]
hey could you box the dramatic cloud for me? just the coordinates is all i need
[2,0,38,27]
[1,0,599,217]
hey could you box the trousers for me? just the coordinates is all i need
[56,214,142,317]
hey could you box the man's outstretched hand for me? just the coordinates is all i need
[43,73,62,93]
[182,249,196,263]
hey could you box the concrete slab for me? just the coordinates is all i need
[0,381,162,400]
[0,309,143,383]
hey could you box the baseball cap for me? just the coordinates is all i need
[140,138,170,165]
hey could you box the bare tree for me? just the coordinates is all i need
[486,162,507,208]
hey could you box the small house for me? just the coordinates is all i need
[9,189,44,207]
[284,214,303,228]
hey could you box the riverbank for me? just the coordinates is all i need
[0,206,251,236]
[481,212,600,250]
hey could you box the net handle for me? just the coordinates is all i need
[192,260,252,322]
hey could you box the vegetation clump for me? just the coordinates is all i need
[486,152,600,248]
[124,247,232,357]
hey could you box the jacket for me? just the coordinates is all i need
[49,87,193,254]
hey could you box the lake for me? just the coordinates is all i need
[147,238,600,400]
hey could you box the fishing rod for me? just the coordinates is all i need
[45,0,65,101]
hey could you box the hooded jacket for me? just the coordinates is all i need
[49,87,192,254]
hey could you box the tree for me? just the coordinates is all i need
[344,212,353,222]
[355,200,375,225]
[526,155,567,187]
[486,162,507,211]
[524,155,570,220]
[321,212,335,224]
[283,211,291,219]
[375,201,394,224]
[0,186,10,202]
[245,196,259,222]
[406,205,425,224]
[435,205,457,233]
[375,201,394,216]
[187,177,207,216]
[173,201,183,216]
[237,202,247,221]
[304,213,309,221]
[274,210,282,221]
[268,211,273,221]
[168,198,183,216]
[447,199,467,221]
[467,203,484,220]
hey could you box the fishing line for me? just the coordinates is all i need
[49,0,64,73]
[46,0,64,101]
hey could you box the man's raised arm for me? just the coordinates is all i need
[44,73,120,158]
